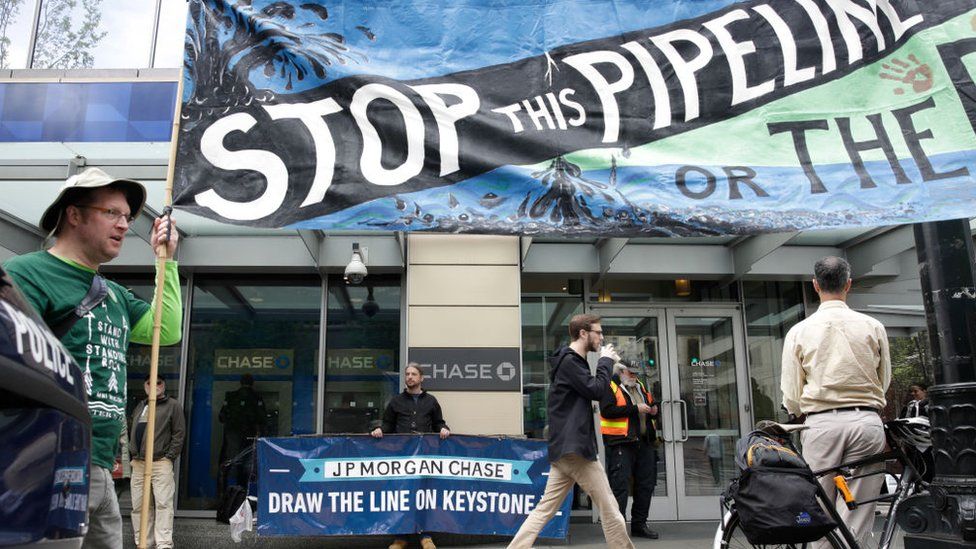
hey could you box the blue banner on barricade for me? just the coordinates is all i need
[257,434,570,538]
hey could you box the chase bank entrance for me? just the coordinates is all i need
[591,305,750,521]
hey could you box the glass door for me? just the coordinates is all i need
[664,308,751,520]
[590,308,677,521]
[591,306,750,521]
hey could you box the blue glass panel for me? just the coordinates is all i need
[2,83,48,121]
[128,82,177,121]
[0,82,178,142]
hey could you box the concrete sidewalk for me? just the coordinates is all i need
[122,515,904,548]
[122,518,720,548]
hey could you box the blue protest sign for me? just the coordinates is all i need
[257,434,571,538]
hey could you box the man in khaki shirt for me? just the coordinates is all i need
[781,256,891,548]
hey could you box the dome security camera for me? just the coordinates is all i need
[344,243,367,285]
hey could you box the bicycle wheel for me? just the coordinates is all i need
[714,509,848,549]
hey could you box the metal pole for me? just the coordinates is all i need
[25,0,43,68]
[903,218,976,548]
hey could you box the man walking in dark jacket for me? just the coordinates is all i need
[371,362,449,549]
[600,362,659,539]
[129,374,185,549]
[509,314,634,549]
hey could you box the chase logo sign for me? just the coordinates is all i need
[409,348,521,391]
[326,348,396,374]
[215,348,294,375]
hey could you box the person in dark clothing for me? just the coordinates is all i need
[900,382,929,418]
[509,314,634,549]
[600,362,660,539]
[371,363,449,549]
[372,364,450,439]
[218,374,265,491]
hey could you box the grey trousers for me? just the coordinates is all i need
[801,409,885,549]
[83,465,123,549]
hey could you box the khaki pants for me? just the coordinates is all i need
[508,454,634,549]
[130,459,176,549]
[801,410,885,549]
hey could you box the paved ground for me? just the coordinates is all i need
[121,513,904,548]
[121,518,720,548]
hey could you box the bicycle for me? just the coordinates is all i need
[713,417,931,549]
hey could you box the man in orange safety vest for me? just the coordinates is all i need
[599,361,660,539]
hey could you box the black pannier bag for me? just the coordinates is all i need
[728,431,837,544]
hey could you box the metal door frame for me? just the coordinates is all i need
[588,304,750,522]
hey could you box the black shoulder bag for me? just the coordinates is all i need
[50,274,108,338]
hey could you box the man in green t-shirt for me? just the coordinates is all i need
[4,167,182,549]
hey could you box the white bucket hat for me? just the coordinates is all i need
[40,167,147,233]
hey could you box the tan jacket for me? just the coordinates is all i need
[781,300,891,416]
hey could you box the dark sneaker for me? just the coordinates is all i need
[632,527,660,539]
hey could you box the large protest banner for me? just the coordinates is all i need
[257,434,571,537]
[174,1,976,236]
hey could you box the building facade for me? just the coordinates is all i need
[0,0,967,521]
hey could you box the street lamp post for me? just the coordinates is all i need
[903,219,976,548]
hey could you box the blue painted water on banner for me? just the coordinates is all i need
[291,149,976,236]
[185,0,739,100]
[257,434,571,538]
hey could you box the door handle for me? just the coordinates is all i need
[677,399,689,442]
[659,400,673,442]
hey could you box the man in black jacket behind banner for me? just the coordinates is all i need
[508,314,634,549]
[371,362,450,549]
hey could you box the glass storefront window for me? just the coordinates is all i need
[520,296,582,439]
[743,281,805,423]
[590,279,740,302]
[32,0,154,69]
[0,0,39,69]
[323,274,401,434]
[180,276,321,510]
[522,294,584,510]
[152,0,187,68]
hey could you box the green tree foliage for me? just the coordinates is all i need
[0,0,28,69]
[32,0,106,69]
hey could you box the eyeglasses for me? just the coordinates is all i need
[74,205,135,224]
[588,329,603,335]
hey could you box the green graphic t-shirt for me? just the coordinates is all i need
[4,251,182,469]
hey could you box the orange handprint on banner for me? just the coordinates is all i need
[879,54,933,95]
